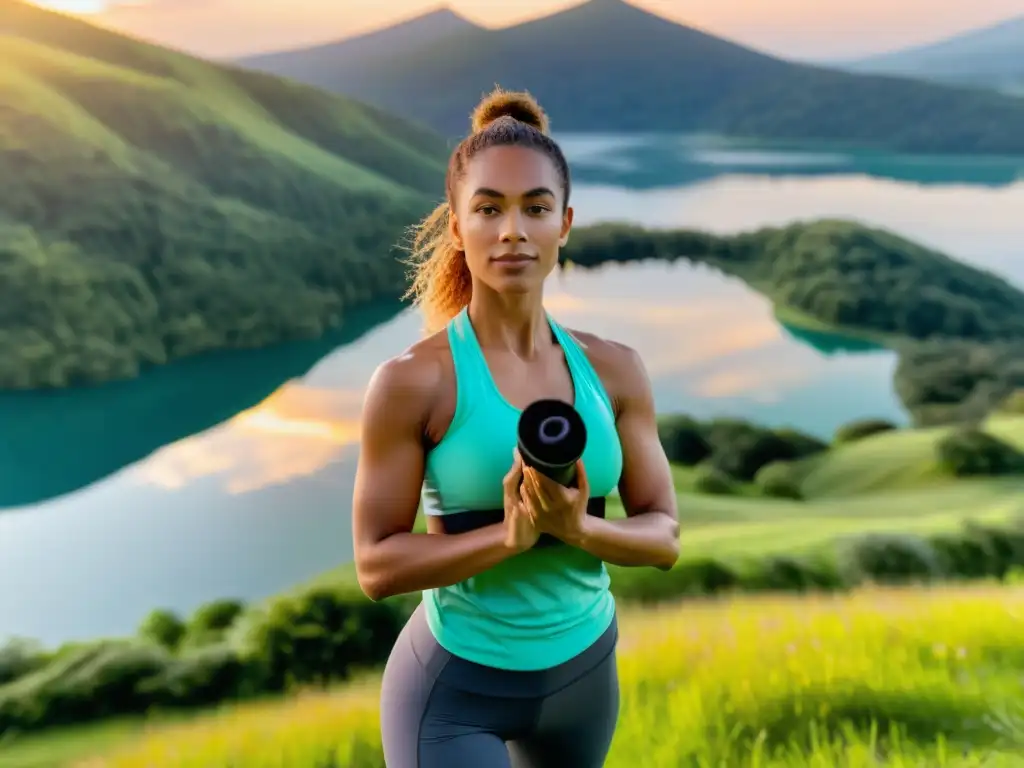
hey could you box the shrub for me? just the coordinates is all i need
[657,415,825,480]
[753,461,803,500]
[138,609,187,652]
[833,418,898,444]
[692,465,737,495]
[961,521,1024,580]
[0,638,46,686]
[662,558,740,597]
[181,599,247,649]
[657,414,710,465]
[235,583,406,693]
[0,641,172,733]
[927,533,997,580]
[0,585,410,736]
[840,533,944,585]
[741,555,819,592]
[935,427,1024,477]
[137,642,260,708]
[772,428,828,459]
[703,418,821,482]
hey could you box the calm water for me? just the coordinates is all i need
[3,136,1024,646]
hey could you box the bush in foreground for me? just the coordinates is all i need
[0,584,409,736]
[607,516,1024,603]
[692,464,738,495]
[656,413,827,483]
[85,586,1024,767]
[935,427,1024,477]
[753,461,804,499]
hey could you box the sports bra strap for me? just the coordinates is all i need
[437,497,607,549]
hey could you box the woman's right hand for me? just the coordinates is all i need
[503,450,540,553]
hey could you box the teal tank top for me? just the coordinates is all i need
[420,306,623,671]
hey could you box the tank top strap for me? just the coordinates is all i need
[546,313,615,414]
[446,307,489,414]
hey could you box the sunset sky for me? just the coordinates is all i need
[26,0,1024,61]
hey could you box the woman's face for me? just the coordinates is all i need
[450,145,573,296]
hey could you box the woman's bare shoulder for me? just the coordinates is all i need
[563,327,651,403]
[363,329,453,421]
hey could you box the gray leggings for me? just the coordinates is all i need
[379,603,620,767]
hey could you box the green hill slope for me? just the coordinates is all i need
[0,0,447,390]
[241,0,1024,155]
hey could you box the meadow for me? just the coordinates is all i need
[8,412,1024,766]
[29,584,1024,768]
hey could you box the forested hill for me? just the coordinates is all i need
[0,0,447,390]
[237,0,1024,155]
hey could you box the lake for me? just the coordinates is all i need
[2,135,1024,647]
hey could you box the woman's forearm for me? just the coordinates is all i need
[566,512,680,570]
[357,524,519,601]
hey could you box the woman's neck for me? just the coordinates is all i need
[467,286,552,359]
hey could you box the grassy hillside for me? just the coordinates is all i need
[0,0,447,390]
[562,218,1024,424]
[19,585,1024,767]
[240,0,1024,155]
[5,412,1024,743]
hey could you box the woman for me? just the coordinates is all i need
[352,86,680,768]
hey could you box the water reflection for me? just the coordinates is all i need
[126,262,899,500]
[135,385,364,495]
[0,301,403,509]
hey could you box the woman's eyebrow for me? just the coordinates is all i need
[470,187,556,199]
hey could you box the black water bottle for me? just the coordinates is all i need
[517,398,588,487]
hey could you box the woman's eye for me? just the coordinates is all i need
[528,205,549,214]
[478,205,498,215]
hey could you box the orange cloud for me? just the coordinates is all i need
[133,383,362,494]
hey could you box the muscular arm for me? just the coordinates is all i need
[352,353,521,601]
[566,342,681,570]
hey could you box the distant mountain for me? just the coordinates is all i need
[839,15,1024,92]
[0,0,447,390]
[235,7,480,93]
[237,0,1024,155]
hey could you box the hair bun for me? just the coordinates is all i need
[470,87,550,135]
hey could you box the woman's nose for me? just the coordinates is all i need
[499,209,527,242]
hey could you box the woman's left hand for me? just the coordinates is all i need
[521,460,590,543]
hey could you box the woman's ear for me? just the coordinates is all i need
[559,206,574,247]
[448,207,464,251]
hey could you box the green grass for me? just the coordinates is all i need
[12,416,1024,765]
[2,719,173,768]
[45,584,1024,767]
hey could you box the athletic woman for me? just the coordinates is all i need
[352,87,681,768]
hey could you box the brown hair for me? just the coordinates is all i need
[403,86,572,333]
